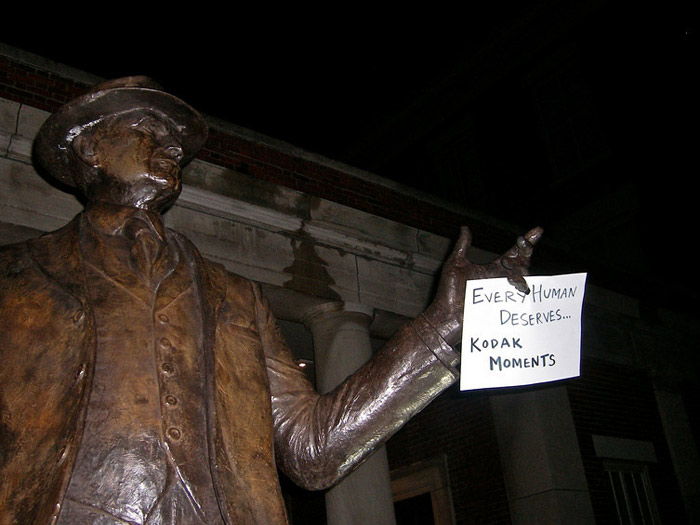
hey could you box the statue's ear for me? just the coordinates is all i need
[72,133,99,168]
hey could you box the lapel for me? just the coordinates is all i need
[27,215,90,304]
[171,232,235,520]
[20,214,97,524]
[169,231,226,349]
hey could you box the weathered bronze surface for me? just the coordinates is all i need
[0,77,541,524]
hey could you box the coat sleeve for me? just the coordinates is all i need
[252,284,459,491]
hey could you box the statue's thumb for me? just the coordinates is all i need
[451,226,472,261]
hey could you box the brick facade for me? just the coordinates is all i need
[386,386,511,524]
[1,55,513,250]
[568,358,688,524]
[2,49,698,524]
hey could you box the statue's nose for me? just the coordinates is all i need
[163,145,184,163]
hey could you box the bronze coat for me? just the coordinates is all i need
[0,216,458,524]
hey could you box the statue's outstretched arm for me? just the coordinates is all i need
[261,226,542,490]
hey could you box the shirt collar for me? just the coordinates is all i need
[84,202,167,242]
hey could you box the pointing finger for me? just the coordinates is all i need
[506,226,542,261]
[524,226,544,246]
[507,274,531,294]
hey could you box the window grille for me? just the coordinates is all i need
[604,462,660,525]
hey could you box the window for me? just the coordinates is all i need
[604,461,660,525]
[391,455,455,525]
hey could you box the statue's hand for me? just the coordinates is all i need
[422,226,543,346]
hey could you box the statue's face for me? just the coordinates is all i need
[76,110,185,211]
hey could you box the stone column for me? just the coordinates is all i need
[303,302,397,525]
[654,383,700,523]
[490,386,596,524]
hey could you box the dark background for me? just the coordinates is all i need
[3,1,697,312]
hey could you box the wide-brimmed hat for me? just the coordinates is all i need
[34,76,208,187]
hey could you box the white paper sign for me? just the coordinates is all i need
[460,272,587,391]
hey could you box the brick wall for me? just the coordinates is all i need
[201,126,468,238]
[386,385,511,525]
[387,358,689,525]
[0,56,87,113]
[0,54,517,252]
[4,49,694,525]
[567,358,687,524]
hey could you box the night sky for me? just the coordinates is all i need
[2,2,697,309]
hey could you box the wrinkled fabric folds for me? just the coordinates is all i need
[0,214,458,524]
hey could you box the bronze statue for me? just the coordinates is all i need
[0,77,542,524]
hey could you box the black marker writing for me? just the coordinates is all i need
[470,337,522,352]
[489,353,556,371]
[500,309,570,326]
[526,284,578,303]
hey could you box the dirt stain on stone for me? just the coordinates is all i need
[283,228,341,301]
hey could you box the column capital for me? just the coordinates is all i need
[302,301,374,330]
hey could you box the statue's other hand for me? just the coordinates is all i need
[422,226,543,346]
[491,226,543,294]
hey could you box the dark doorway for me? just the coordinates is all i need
[395,492,435,524]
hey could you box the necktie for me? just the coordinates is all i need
[122,217,165,286]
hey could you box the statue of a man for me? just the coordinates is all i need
[0,77,541,524]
